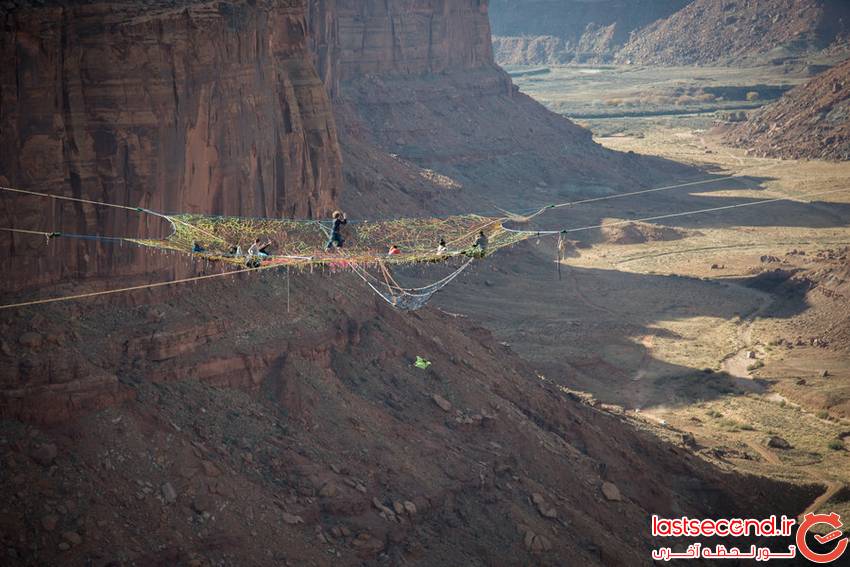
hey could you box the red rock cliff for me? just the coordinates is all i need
[0,0,342,290]
[308,0,496,93]
[307,0,687,218]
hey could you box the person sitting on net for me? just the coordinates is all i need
[469,230,488,257]
[246,237,271,268]
[436,238,447,254]
[248,238,272,257]
[326,210,347,250]
[192,241,205,253]
[388,244,401,256]
[227,244,243,257]
[259,240,274,256]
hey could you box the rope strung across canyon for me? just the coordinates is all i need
[2,182,847,310]
[501,187,850,237]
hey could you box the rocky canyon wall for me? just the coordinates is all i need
[306,0,687,218]
[489,0,689,65]
[615,0,850,66]
[0,0,342,290]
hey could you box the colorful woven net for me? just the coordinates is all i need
[130,213,532,309]
[132,213,529,267]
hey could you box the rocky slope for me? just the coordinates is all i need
[723,58,850,160]
[616,0,850,66]
[0,273,819,565]
[0,0,342,290]
[489,0,688,65]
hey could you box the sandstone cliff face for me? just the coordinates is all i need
[333,0,494,79]
[489,0,689,65]
[311,0,689,218]
[309,0,495,92]
[724,57,850,160]
[0,0,341,290]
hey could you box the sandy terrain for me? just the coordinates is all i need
[432,78,850,524]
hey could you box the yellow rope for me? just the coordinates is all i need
[0,263,283,311]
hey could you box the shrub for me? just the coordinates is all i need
[817,410,829,420]
[827,439,844,451]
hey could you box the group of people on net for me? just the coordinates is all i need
[191,210,489,268]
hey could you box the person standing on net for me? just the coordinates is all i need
[326,210,347,250]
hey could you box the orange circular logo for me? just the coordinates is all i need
[796,512,849,564]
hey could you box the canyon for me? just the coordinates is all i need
[0,1,840,565]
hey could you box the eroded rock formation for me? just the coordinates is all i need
[1,1,342,289]
[489,0,689,65]
[616,0,850,66]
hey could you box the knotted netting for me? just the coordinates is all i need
[130,212,532,309]
[132,213,528,266]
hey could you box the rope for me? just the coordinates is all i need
[351,262,472,307]
[0,262,285,311]
[1,227,56,237]
[498,175,741,221]
[0,185,144,212]
[0,227,140,243]
[353,256,474,294]
[2,175,738,231]
[502,187,850,237]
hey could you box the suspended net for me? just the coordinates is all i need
[129,212,532,309]
[132,213,527,265]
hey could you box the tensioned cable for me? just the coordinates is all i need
[0,185,146,212]
[0,262,287,311]
[1,175,740,228]
[501,187,850,237]
[3,183,845,310]
[496,175,741,221]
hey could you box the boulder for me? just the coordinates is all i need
[601,481,622,502]
[766,436,792,449]
[161,482,178,503]
[319,482,338,498]
[61,531,82,546]
[201,461,221,477]
[431,394,452,412]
